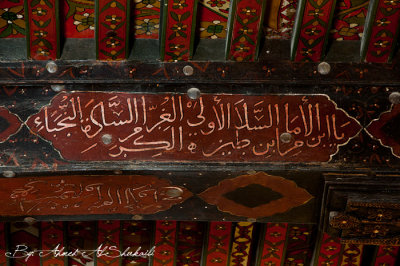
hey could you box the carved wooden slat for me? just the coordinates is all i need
[41,222,65,266]
[203,222,233,266]
[340,244,363,266]
[361,0,400,63]
[256,223,288,266]
[229,222,254,266]
[225,0,267,61]
[290,0,337,61]
[160,0,198,61]
[96,0,130,60]
[316,233,343,266]
[25,0,60,60]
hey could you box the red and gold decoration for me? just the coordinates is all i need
[204,222,233,265]
[316,233,343,266]
[284,224,314,265]
[10,221,41,266]
[153,220,177,266]
[63,0,95,38]
[340,244,363,265]
[176,221,205,265]
[26,0,59,60]
[229,222,254,266]
[133,0,160,39]
[0,223,6,266]
[97,0,129,60]
[121,221,153,265]
[373,246,399,265]
[0,0,25,38]
[161,0,198,61]
[41,222,65,266]
[97,220,121,266]
[226,0,266,61]
[265,0,298,39]
[362,0,400,62]
[198,0,230,39]
[291,0,337,61]
[258,223,288,265]
[199,172,313,218]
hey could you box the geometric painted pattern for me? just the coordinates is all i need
[0,0,25,38]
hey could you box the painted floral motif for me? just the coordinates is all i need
[330,0,368,41]
[0,1,25,38]
[63,0,95,38]
[265,0,297,39]
[134,0,160,39]
[198,0,229,39]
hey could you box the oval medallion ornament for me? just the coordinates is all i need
[199,172,313,218]
[0,106,22,143]
[26,92,361,162]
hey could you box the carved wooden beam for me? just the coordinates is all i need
[360,0,400,63]
[225,0,267,62]
[160,0,198,61]
[25,0,60,60]
[290,0,337,61]
[96,0,130,60]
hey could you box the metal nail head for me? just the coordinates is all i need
[389,92,400,104]
[187,87,201,100]
[101,134,113,145]
[3,170,15,178]
[51,84,65,92]
[183,65,194,76]
[317,62,331,75]
[46,61,58,74]
[280,132,292,143]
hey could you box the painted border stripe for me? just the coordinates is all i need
[160,0,198,61]
[26,0,60,60]
[226,0,267,62]
[153,221,178,266]
[340,244,363,266]
[203,222,233,266]
[257,223,288,266]
[96,0,130,60]
[290,0,336,61]
[41,222,65,266]
[373,246,399,266]
[361,0,400,62]
[97,220,121,266]
[316,233,343,266]
[229,222,254,266]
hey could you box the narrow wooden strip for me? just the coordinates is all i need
[229,222,254,266]
[121,221,153,265]
[176,221,205,265]
[67,221,97,266]
[97,221,121,266]
[340,244,363,266]
[361,0,400,62]
[40,222,65,266]
[290,0,337,61]
[257,223,288,266]
[226,0,267,62]
[283,224,314,265]
[316,233,343,266]
[10,221,41,266]
[203,222,232,266]
[26,0,59,59]
[160,0,198,61]
[153,221,177,266]
[0,223,7,266]
[96,0,130,60]
[373,246,399,266]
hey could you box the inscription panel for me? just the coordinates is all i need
[26,92,361,162]
[0,175,192,216]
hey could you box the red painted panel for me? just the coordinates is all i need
[259,223,287,265]
[204,222,232,265]
[26,92,361,162]
[153,221,177,266]
[0,175,192,216]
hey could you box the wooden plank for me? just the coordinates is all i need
[160,0,198,61]
[96,0,130,60]
[24,92,362,163]
[153,221,178,266]
[25,0,59,60]
[256,223,288,266]
[290,0,337,61]
[202,222,233,266]
[361,0,400,62]
[0,174,192,217]
[226,0,267,61]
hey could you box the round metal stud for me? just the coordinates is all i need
[183,65,194,76]
[50,84,65,92]
[280,132,292,143]
[165,187,183,198]
[389,92,400,104]
[187,87,201,100]
[247,218,256,222]
[317,62,331,75]
[3,170,15,178]
[24,217,37,224]
[113,170,122,175]
[101,134,113,145]
[46,61,58,74]
[132,215,143,220]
